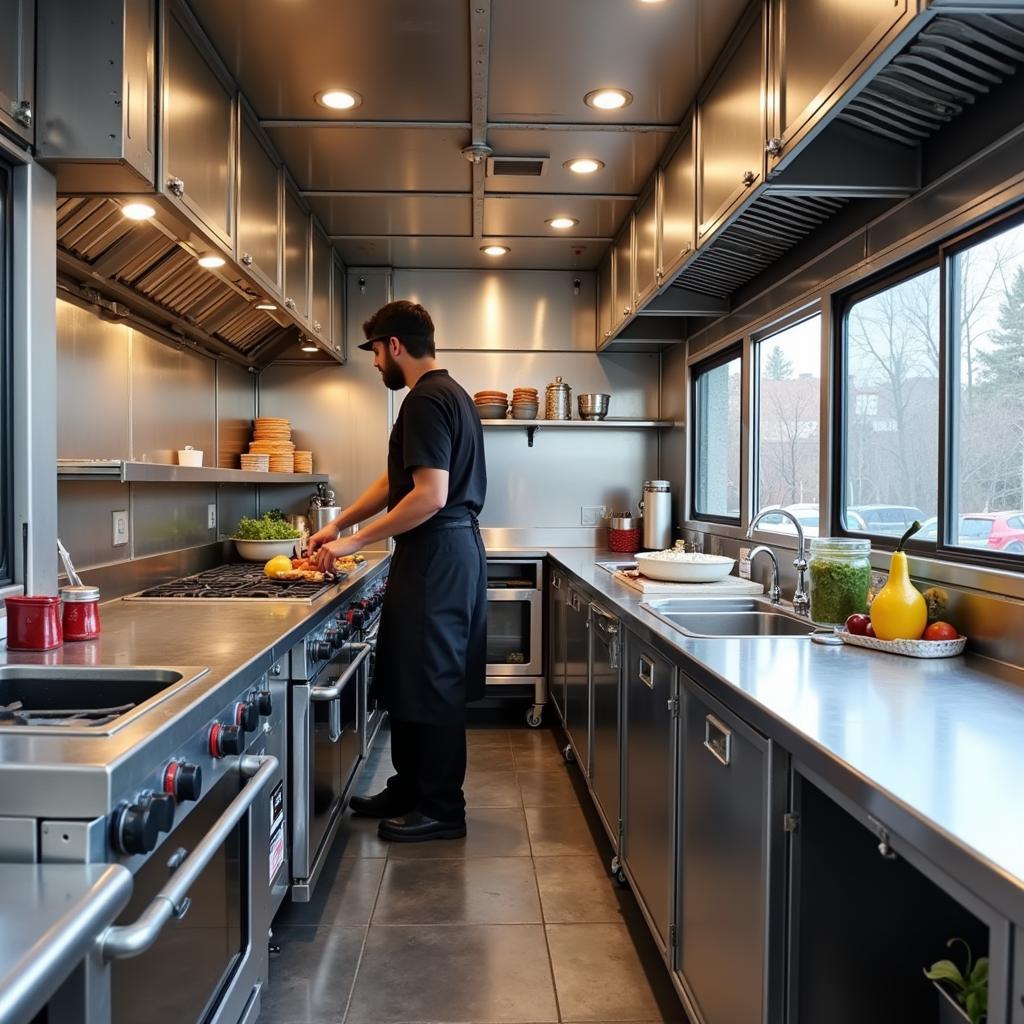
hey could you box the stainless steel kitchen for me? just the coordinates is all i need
[3,1,1024,1023]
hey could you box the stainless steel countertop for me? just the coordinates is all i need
[0,862,132,1024]
[0,555,389,817]
[543,547,1024,925]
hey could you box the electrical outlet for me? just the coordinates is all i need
[112,510,129,547]
[738,546,751,580]
[207,504,217,530]
[581,505,608,527]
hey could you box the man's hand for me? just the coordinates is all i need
[313,534,362,572]
[306,524,338,556]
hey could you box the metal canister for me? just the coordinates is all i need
[638,480,673,550]
[607,513,642,554]
[544,376,572,420]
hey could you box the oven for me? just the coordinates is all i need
[358,608,386,756]
[486,559,546,726]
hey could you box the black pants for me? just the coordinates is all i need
[384,718,467,822]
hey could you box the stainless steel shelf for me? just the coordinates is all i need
[57,460,329,485]
[480,419,675,428]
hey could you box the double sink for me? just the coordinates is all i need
[641,597,817,638]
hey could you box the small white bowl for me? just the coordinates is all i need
[177,448,204,467]
[233,538,298,561]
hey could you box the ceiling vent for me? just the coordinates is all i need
[486,155,548,177]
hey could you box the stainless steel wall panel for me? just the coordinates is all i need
[482,195,634,240]
[395,270,596,351]
[132,482,217,558]
[309,195,472,238]
[56,299,130,460]
[217,360,255,469]
[56,481,131,570]
[130,329,217,464]
[217,485,257,540]
[659,344,688,528]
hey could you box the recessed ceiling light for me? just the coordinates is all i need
[547,216,579,230]
[316,88,362,110]
[121,202,156,220]
[564,158,605,175]
[255,302,277,311]
[300,338,319,352]
[584,88,633,111]
[481,245,510,256]
[197,254,225,268]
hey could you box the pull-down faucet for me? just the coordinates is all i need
[746,508,810,616]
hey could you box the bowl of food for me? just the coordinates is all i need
[635,549,736,582]
[232,512,300,561]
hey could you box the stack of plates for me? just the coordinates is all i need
[473,390,508,419]
[239,453,269,472]
[293,450,313,474]
[511,387,539,420]
[249,417,296,472]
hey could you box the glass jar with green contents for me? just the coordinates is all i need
[808,538,871,626]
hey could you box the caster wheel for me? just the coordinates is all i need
[526,707,543,728]
[562,744,575,764]
[610,856,627,887]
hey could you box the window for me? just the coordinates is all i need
[755,314,821,536]
[0,164,10,586]
[840,266,940,540]
[692,348,741,521]
[949,217,1024,560]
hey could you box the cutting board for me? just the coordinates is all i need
[613,571,764,596]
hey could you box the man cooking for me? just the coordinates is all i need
[307,300,487,843]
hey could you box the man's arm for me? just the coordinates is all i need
[307,472,389,553]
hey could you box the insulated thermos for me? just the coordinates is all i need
[639,480,673,551]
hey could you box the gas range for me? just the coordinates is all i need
[125,561,365,602]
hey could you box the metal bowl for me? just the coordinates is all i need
[577,393,610,420]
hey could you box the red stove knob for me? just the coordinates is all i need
[164,761,203,802]
[347,608,365,629]
[209,722,244,758]
[235,700,259,732]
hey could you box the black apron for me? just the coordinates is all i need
[372,516,487,725]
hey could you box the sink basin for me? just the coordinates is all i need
[641,598,814,638]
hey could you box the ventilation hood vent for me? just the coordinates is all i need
[486,155,548,177]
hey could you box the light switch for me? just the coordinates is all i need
[207,504,217,530]
[112,510,129,547]
[581,505,608,527]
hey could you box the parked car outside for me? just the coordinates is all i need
[753,503,820,537]
[902,513,1024,554]
[847,504,925,537]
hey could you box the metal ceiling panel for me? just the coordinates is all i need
[188,0,470,120]
[307,194,472,237]
[267,126,473,192]
[485,127,673,196]
[489,0,747,123]
[483,194,634,238]
[331,236,604,271]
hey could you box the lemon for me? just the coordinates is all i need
[264,555,293,578]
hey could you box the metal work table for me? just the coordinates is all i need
[0,863,133,1024]
[539,546,1024,925]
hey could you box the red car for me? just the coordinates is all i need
[958,512,1024,554]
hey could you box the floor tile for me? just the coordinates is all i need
[466,727,513,748]
[345,923,558,1023]
[534,855,634,924]
[274,856,384,929]
[387,807,531,859]
[517,769,583,807]
[467,743,517,772]
[546,923,684,1022]
[464,769,523,808]
[373,857,541,924]
[526,803,603,857]
[332,811,391,858]
[260,925,364,1024]
[509,727,564,750]
[512,739,571,772]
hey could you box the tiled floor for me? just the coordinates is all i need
[265,719,686,1024]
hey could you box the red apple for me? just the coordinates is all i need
[924,621,958,642]
[845,613,871,636]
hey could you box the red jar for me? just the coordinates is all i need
[60,585,102,641]
[4,595,63,650]
[607,514,642,554]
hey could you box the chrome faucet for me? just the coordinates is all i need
[746,508,810,616]
[747,546,781,604]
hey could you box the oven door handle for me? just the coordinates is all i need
[486,589,540,602]
[310,643,371,703]
[98,754,279,961]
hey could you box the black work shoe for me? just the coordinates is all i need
[377,811,467,843]
[348,789,414,819]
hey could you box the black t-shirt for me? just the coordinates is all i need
[387,369,487,535]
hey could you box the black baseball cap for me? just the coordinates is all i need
[358,300,435,353]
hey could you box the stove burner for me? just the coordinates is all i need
[0,700,137,728]
[133,563,336,602]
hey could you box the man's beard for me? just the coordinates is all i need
[379,350,406,390]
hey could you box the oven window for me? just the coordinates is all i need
[486,601,532,666]
[111,770,246,1024]
[0,163,12,586]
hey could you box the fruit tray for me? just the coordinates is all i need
[837,630,967,659]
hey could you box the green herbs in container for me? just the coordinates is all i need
[808,537,871,626]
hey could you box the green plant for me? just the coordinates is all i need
[924,937,988,1023]
[232,514,299,541]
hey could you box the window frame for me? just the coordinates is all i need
[690,342,744,526]
[831,254,941,555]
[0,161,11,587]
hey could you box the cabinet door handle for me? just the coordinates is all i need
[13,101,32,128]
[240,252,253,266]
[639,654,655,690]
[284,297,296,310]
[552,574,562,591]
[704,714,732,766]
[313,320,322,333]
[741,170,756,187]
[622,305,631,316]
[167,176,185,197]
[765,137,784,158]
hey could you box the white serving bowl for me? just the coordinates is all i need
[233,538,298,561]
[635,551,736,583]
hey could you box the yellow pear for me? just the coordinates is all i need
[870,522,927,641]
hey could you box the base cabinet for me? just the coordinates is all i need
[548,570,567,722]
[622,632,677,953]
[564,586,590,771]
[589,602,621,844]
[677,676,775,1024]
